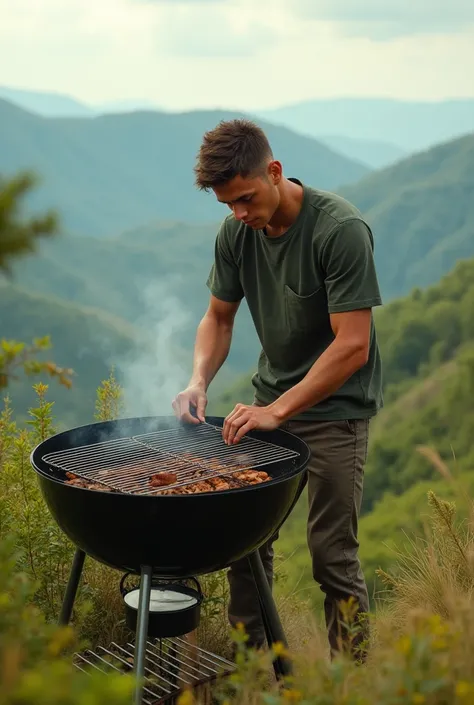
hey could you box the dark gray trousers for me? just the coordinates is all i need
[227,415,370,659]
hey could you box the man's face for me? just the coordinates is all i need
[212,166,280,230]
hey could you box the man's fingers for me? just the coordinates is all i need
[178,395,200,424]
[232,419,256,444]
[225,410,249,445]
[223,406,243,443]
[196,396,207,423]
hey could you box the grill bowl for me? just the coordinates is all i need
[30,415,310,577]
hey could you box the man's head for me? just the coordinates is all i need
[194,119,283,229]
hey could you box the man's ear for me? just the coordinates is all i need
[268,160,282,185]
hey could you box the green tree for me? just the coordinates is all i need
[0,171,58,274]
[0,170,71,390]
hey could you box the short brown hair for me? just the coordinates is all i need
[194,118,273,191]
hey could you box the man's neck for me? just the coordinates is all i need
[265,178,304,237]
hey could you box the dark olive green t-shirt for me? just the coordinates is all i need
[206,179,383,421]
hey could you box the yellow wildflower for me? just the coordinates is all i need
[396,636,412,655]
[428,615,449,638]
[283,689,303,702]
[456,681,473,698]
[412,695,425,704]
[272,641,288,658]
[428,614,442,628]
[177,689,195,705]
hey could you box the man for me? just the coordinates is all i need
[172,118,383,661]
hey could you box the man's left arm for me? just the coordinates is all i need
[222,218,382,444]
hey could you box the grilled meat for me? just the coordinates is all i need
[155,467,270,495]
[149,472,178,487]
[64,455,271,494]
[65,471,114,492]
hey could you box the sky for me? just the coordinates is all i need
[1,0,474,111]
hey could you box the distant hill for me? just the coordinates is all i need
[3,86,473,166]
[9,222,260,379]
[0,86,94,118]
[257,97,474,152]
[318,135,406,169]
[0,86,162,118]
[340,131,474,299]
[0,275,209,427]
[0,99,369,237]
[0,282,137,427]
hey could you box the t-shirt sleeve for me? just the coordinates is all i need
[206,220,244,303]
[319,218,383,313]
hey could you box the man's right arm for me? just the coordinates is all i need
[172,295,240,424]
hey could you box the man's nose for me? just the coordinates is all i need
[233,204,248,221]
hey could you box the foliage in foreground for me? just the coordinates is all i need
[0,535,135,704]
[0,336,73,390]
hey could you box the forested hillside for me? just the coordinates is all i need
[8,222,260,379]
[0,98,368,237]
[341,131,474,298]
[0,282,138,426]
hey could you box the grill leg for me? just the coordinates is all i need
[134,565,152,705]
[248,550,292,680]
[59,548,86,626]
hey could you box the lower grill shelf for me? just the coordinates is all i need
[73,636,235,704]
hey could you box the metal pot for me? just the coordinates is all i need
[120,573,203,638]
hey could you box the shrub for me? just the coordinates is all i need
[0,534,135,704]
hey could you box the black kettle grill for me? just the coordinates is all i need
[30,415,310,704]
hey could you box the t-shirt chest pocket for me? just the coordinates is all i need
[284,283,327,334]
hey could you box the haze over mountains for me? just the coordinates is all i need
[2,85,473,169]
[257,97,474,153]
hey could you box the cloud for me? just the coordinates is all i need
[155,2,283,57]
[295,0,474,38]
[0,0,472,111]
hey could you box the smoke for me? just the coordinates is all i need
[112,277,193,420]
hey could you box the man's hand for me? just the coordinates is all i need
[222,403,282,445]
[172,384,207,424]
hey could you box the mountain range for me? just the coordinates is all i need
[0,98,368,237]
[257,97,474,153]
[340,131,474,299]
[2,86,474,168]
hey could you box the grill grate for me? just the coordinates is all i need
[43,422,300,495]
[73,636,234,704]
